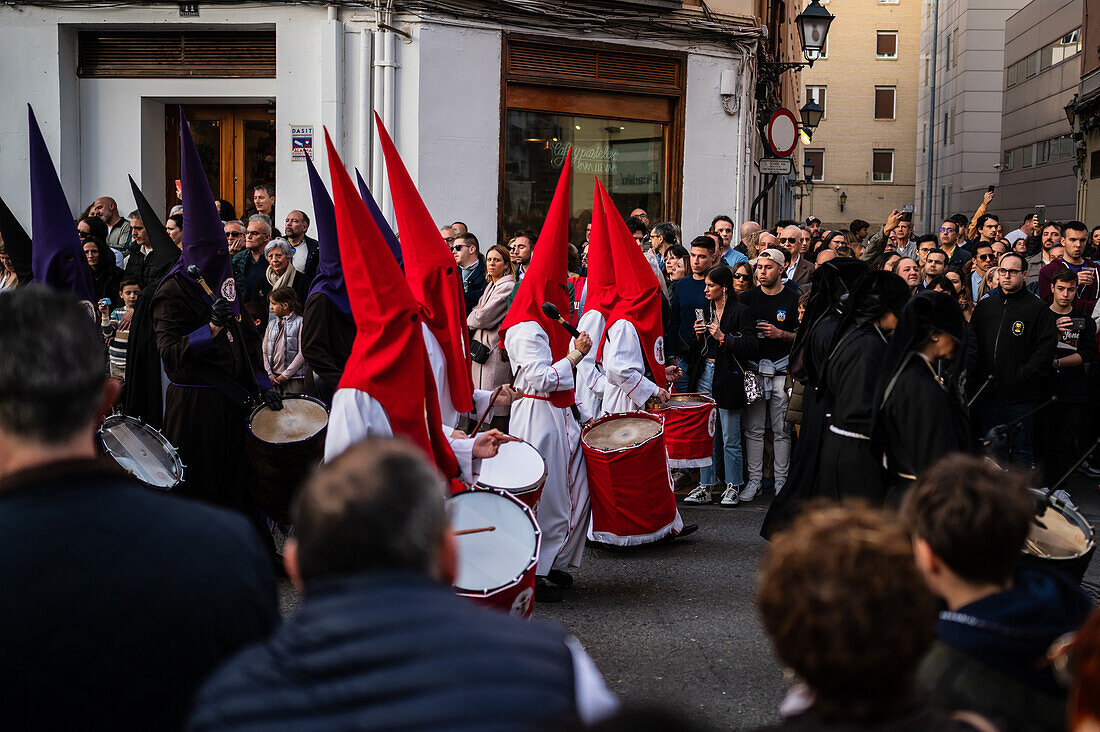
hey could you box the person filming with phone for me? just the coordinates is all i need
[1037,221,1099,314]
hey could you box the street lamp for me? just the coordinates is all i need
[799,99,824,134]
[804,157,815,189]
[797,0,835,67]
[1066,94,1078,128]
[839,191,847,212]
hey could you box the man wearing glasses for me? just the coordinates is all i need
[451,231,486,312]
[971,251,1058,468]
[970,242,996,300]
[778,225,812,286]
[937,219,972,268]
[224,220,246,256]
[233,216,271,304]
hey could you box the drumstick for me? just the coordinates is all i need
[541,302,581,338]
[471,385,504,436]
[454,526,496,536]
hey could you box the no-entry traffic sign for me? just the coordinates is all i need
[766,109,798,158]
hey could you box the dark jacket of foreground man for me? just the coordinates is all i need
[0,459,279,730]
[188,571,578,732]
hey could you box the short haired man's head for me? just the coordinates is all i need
[288,439,452,587]
[688,235,716,276]
[902,454,1033,590]
[452,232,480,267]
[758,504,937,722]
[778,225,801,259]
[252,184,275,214]
[0,288,116,445]
[509,231,536,266]
[998,252,1028,293]
[710,215,734,248]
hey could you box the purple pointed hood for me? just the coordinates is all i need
[168,108,238,313]
[355,168,403,266]
[27,105,93,301]
[305,154,351,319]
[0,193,33,285]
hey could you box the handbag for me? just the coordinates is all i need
[731,353,763,406]
[470,338,491,365]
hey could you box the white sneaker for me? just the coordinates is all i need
[720,484,741,506]
[740,479,761,502]
[684,486,712,504]
[774,480,786,496]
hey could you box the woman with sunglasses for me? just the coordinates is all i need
[731,260,754,294]
[682,265,759,506]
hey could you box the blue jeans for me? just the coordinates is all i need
[697,360,745,487]
[670,356,690,394]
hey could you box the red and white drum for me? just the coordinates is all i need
[649,393,716,468]
[448,488,541,619]
[476,439,546,511]
[581,412,683,546]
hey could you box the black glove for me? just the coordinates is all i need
[210,297,233,328]
[261,388,283,411]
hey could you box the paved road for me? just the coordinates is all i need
[278,473,1100,731]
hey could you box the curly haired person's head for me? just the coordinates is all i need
[757,503,937,723]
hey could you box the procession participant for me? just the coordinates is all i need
[300,155,355,406]
[873,291,971,494]
[26,105,93,305]
[0,193,33,286]
[760,259,868,539]
[355,168,403,266]
[596,179,674,415]
[319,131,507,484]
[120,175,182,427]
[817,271,910,503]
[499,150,593,602]
[152,111,280,510]
[573,185,617,419]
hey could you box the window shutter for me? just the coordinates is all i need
[78,31,276,78]
[505,37,684,92]
[875,88,895,119]
[877,32,897,56]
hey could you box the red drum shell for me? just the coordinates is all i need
[649,393,716,468]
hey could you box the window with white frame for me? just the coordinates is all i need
[874,86,896,120]
[876,31,898,59]
[872,149,894,182]
[804,149,825,181]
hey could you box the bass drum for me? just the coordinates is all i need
[1022,489,1096,582]
[245,395,329,526]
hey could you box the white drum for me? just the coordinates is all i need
[448,488,541,619]
[475,439,546,511]
[98,415,184,490]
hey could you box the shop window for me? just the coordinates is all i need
[502,35,685,242]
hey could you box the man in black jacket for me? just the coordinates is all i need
[970,252,1058,468]
[188,439,617,731]
[0,287,278,730]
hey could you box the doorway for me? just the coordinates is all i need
[165,105,275,221]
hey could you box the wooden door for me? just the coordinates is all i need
[165,105,275,221]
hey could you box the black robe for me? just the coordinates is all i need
[301,292,355,406]
[760,314,840,539]
[818,322,890,503]
[878,353,971,494]
[120,289,164,427]
[153,273,264,511]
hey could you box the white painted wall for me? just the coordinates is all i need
[682,49,751,236]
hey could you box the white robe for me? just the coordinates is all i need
[324,388,479,484]
[421,324,495,430]
[573,309,607,420]
[601,320,659,415]
[504,320,591,574]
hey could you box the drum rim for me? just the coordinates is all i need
[247,393,330,442]
[98,414,184,488]
[1026,488,1096,559]
[653,392,716,410]
[581,411,666,453]
[449,487,542,596]
[474,439,547,494]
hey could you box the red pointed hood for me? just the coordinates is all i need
[374,113,474,414]
[595,183,667,390]
[584,179,617,319]
[324,129,459,478]
[499,148,575,408]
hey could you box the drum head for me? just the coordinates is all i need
[99,416,182,489]
[1030,503,1093,560]
[449,490,538,594]
[250,396,329,444]
[476,440,545,491]
[584,415,662,451]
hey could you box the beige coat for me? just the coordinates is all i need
[468,274,515,417]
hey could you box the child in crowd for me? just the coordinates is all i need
[99,277,141,381]
[262,286,307,395]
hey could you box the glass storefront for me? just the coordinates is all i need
[503,110,664,244]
